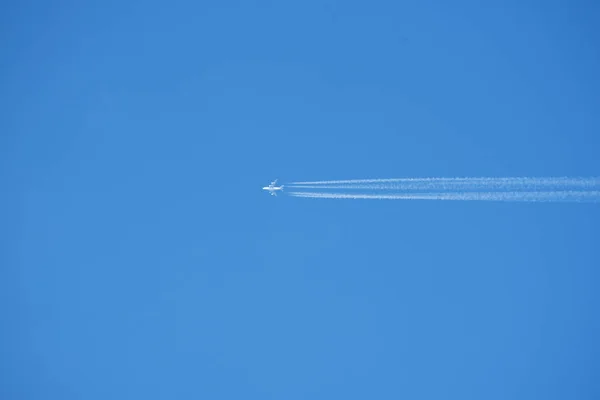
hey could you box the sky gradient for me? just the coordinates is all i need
[2,1,600,399]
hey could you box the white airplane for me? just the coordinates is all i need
[263,179,284,196]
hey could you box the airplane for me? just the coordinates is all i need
[263,179,284,196]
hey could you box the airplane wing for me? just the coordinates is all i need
[271,191,277,196]
[270,179,278,186]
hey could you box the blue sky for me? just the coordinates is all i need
[2,0,600,398]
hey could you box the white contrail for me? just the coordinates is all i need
[287,182,596,190]
[288,177,600,188]
[284,177,600,202]
[287,191,600,202]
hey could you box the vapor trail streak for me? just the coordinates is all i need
[287,191,600,202]
[289,177,600,188]
[288,182,599,190]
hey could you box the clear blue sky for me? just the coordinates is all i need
[2,1,600,398]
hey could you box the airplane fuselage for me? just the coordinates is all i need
[263,186,283,193]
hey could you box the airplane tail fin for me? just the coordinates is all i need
[281,185,284,191]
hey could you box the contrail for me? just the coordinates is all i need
[283,177,600,202]
[288,191,600,202]
[288,177,600,189]
[288,182,597,190]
